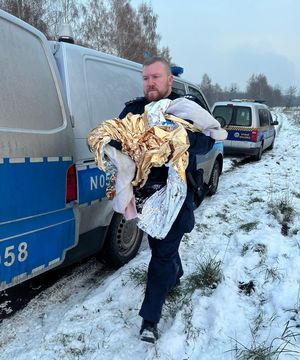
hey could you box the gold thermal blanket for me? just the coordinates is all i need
[87,112,200,190]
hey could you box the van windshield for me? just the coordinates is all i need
[213,106,252,127]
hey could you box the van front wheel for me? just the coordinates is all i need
[101,213,143,268]
[207,160,220,196]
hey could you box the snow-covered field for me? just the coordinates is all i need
[0,109,299,360]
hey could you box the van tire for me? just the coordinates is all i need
[254,144,263,161]
[207,160,220,196]
[100,213,143,268]
[269,136,275,150]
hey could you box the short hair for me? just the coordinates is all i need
[143,56,171,74]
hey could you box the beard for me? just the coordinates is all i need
[145,86,170,102]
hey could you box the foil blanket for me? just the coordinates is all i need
[87,99,200,239]
[137,164,186,239]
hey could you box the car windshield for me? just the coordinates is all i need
[213,106,252,126]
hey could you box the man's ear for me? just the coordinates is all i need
[168,74,174,86]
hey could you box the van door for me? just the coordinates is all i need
[0,11,76,290]
[258,109,274,148]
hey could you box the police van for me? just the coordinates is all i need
[0,10,223,291]
[212,99,278,160]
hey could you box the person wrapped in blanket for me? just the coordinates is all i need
[87,57,227,343]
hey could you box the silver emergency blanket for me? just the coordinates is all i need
[137,163,185,238]
[137,99,186,239]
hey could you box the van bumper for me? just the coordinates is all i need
[224,140,261,156]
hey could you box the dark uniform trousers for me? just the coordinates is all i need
[139,201,194,323]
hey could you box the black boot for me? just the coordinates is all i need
[139,319,158,343]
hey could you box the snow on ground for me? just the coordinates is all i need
[0,109,299,360]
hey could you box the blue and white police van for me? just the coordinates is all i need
[212,99,278,161]
[0,10,223,291]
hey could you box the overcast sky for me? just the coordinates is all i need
[131,0,299,93]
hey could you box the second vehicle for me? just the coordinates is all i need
[212,99,278,160]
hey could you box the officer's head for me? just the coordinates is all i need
[143,57,173,101]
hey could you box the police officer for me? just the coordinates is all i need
[119,57,214,343]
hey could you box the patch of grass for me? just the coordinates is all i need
[230,322,300,360]
[164,255,224,319]
[289,111,300,126]
[253,243,267,255]
[214,205,231,222]
[185,256,223,294]
[268,191,295,236]
[241,243,250,256]
[263,266,282,282]
[194,223,209,232]
[181,234,190,244]
[216,211,230,222]
[248,197,264,204]
[182,306,201,345]
[164,285,189,319]
[59,332,87,357]
[252,312,267,334]
[239,222,259,232]
[292,191,300,199]
[238,280,255,295]
[241,242,267,257]
[129,264,148,288]
[287,287,300,325]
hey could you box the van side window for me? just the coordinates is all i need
[172,81,186,96]
[268,111,273,124]
[84,58,142,128]
[187,86,210,112]
[0,18,65,131]
[259,109,270,127]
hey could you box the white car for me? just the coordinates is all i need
[212,99,278,160]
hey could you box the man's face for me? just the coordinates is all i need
[143,61,173,101]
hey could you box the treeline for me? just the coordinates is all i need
[0,0,170,63]
[1,1,299,107]
[200,73,300,108]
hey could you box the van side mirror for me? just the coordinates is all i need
[271,120,279,126]
[215,116,226,128]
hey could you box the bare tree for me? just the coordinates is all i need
[285,86,297,108]
[107,0,143,61]
[79,0,169,63]
[1,0,170,63]
[246,74,274,104]
[43,0,82,40]
[79,0,111,50]
[0,0,84,40]
[200,73,215,106]
[136,3,159,60]
[0,0,50,36]
[159,46,171,63]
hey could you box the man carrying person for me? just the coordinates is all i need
[118,57,215,343]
